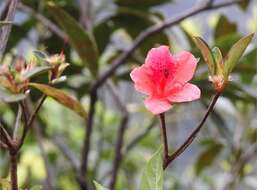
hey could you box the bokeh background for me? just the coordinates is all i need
[0,0,257,190]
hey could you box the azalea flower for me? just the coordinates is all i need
[130,46,201,115]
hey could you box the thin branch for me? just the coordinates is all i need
[25,98,55,190]
[80,91,97,181]
[159,113,169,168]
[0,140,8,149]
[13,104,22,140]
[0,125,13,149]
[17,95,47,150]
[0,0,20,59]
[109,115,128,190]
[163,93,221,169]
[125,118,156,153]
[17,3,66,40]
[105,82,129,190]
[91,0,243,91]
[53,135,80,171]
[78,0,92,29]
[0,0,10,20]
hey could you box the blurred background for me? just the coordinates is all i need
[0,0,257,190]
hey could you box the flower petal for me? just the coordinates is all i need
[168,83,201,103]
[173,51,198,83]
[130,65,153,95]
[144,97,172,115]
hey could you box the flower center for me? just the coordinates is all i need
[163,68,169,79]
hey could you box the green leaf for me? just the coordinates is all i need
[193,37,216,75]
[0,178,11,190]
[93,181,109,190]
[23,66,52,79]
[212,47,223,75]
[112,7,169,55]
[0,88,27,103]
[0,21,12,27]
[31,185,42,190]
[29,83,87,118]
[224,33,254,77]
[214,15,237,40]
[195,142,223,175]
[239,0,250,11]
[47,3,99,76]
[140,147,163,190]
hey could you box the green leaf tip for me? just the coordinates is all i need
[193,36,216,75]
[140,146,163,190]
[224,33,254,77]
[93,181,109,190]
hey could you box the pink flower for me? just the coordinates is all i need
[130,46,201,115]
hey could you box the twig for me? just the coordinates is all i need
[25,98,55,190]
[13,104,22,140]
[163,93,221,169]
[0,0,10,20]
[17,3,66,40]
[159,113,169,168]
[17,95,47,150]
[0,125,13,149]
[80,91,97,182]
[125,118,156,153]
[109,115,128,190]
[0,140,8,149]
[78,0,92,29]
[0,0,19,58]
[91,0,243,91]
[53,135,80,171]
[105,82,129,190]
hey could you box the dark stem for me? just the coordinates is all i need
[18,95,47,150]
[0,0,20,59]
[80,91,97,182]
[163,93,221,169]
[159,113,169,167]
[10,152,18,190]
[109,116,128,190]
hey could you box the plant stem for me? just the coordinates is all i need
[159,113,169,167]
[10,152,18,190]
[163,92,221,169]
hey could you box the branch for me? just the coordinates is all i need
[91,0,243,91]
[163,92,221,169]
[0,124,13,149]
[80,91,97,181]
[159,113,169,168]
[106,83,129,190]
[17,95,47,150]
[125,118,156,153]
[0,0,20,59]
[78,0,92,29]
[17,3,66,40]
[13,104,22,140]
[53,135,80,171]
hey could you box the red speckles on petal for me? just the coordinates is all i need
[130,46,201,114]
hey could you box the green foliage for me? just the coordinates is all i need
[0,178,10,190]
[224,33,254,77]
[0,88,27,103]
[195,140,224,175]
[93,181,110,190]
[140,147,163,190]
[29,83,87,117]
[193,37,216,75]
[47,3,99,77]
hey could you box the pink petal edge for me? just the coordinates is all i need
[168,83,201,103]
[144,97,172,115]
